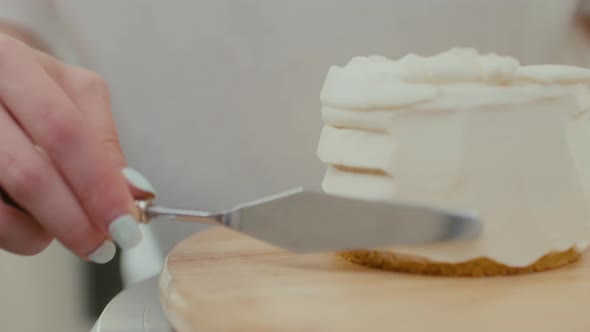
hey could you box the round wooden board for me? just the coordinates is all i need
[160,226,590,332]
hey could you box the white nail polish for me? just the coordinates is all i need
[122,167,156,195]
[88,240,116,264]
[109,215,142,250]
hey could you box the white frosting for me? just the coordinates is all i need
[317,48,590,267]
[317,126,395,171]
[516,65,590,84]
[322,166,396,201]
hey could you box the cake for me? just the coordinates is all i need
[317,48,590,276]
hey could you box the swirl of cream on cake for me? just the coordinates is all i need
[317,48,590,267]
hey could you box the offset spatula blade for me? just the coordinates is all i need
[1,186,481,253]
[230,188,481,253]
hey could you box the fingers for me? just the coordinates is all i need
[35,52,127,167]
[0,106,115,262]
[121,167,157,199]
[35,51,156,199]
[0,36,141,250]
[0,201,52,256]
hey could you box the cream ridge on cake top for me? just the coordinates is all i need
[317,47,590,273]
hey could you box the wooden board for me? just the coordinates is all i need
[160,226,590,332]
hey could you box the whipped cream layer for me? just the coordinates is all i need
[317,48,590,267]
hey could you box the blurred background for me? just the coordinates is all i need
[2,1,590,331]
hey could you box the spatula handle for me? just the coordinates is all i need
[0,186,223,226]
[135,199,224,225]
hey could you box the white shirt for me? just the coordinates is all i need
[1,0,589,251]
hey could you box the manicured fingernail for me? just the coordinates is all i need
[109,215,142,249]
[122,167,156,195]
[88,240,116,264]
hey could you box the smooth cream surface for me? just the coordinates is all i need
[318,48,590,266]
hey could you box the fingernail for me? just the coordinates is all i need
[88,240,116,264]
[122,167,156,195]
[109,215,142,249]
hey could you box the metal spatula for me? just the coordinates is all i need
[0,187,481,252]
[134,187,481,252]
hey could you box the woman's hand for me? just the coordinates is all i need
[0,33,155,263]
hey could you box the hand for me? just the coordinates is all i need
[0,34,155,263]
